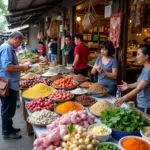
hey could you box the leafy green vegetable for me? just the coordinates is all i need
[67,124,74,134]
[98,143,121,150]
[101,108,146,132]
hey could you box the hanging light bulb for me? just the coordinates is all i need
[76,16,81,22]
[129,20,132,23]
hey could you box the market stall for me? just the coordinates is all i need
[18,54,150,150]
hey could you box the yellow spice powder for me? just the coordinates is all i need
[22,83,56,99]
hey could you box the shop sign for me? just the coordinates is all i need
[105,5,112,18]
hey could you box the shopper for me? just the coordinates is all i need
[65,35,75,67]
[0,31,31,139]
[50,37,57,61]
[91,41,118,95]
[114,44,150,115]
[48,39,53,61]
[38,41,46,56]
[72,34,89,76]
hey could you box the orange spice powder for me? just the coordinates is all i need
[122,137,150,150]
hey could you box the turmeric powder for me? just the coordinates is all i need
[22,83,56,99]
[122,137,150,150]
[55,101,83,114]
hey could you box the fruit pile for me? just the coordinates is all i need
[26,97,54,111]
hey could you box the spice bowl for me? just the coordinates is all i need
[88,123,112,142]
[140,127,150,141]
[96,142,122,150]
[119,136,150,149]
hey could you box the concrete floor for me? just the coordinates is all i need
[0,102,34,150]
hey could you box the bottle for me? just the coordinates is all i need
[116,88,121,98]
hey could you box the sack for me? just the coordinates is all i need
[82,0,99,29]
[0,77,9,96]
[47,21,58,37]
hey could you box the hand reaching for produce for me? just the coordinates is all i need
[114,97,126,107]
[95,64,103,73]
[117,80,128,91]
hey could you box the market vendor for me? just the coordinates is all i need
[91,41,118,95]
[0,31,31,139]
[114,44,150,115]
[65,35,75,67]
[72,34,89,76]
[38,41,46,56]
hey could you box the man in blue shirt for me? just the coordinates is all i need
[0,31,30,139]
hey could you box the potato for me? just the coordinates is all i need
[69,144,77,149]
[67,141,72,146]
[73,140,80,146]
[63,134,70,141]
[81,132,87,137]
[85,138,90,145]
[92,139,97,146]
[56,148,63,150]
[87,144,94,150]
[79,145,86,150]
[75,134,80,139]
[62,142,68,148]
[73,148,79,150]
[79,139,84,144]
[77,127,83,134]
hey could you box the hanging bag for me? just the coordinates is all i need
[82,0,99,29]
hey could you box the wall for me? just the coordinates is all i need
[28,24,39,50]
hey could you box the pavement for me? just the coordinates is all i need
[0,101,34,150]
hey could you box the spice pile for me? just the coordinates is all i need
[75,95,96,106]
[55,101,84,114]
[28,110,58,126]
[50,75,63,81]
[89,100,113,116]
[22,83,56,99]
[52,78,77,88]
[71,88,87,95]
[20,78,51,89]
[72,74,88,82]
[33,111,95,149]
[80,81,92,88]
[49,90,73,101]
[88,82,108,94]
[26,97,54,111]
[21,72,40,79]
[121,137,150,150]
[50,65,69,74]
[41,70,57,77]
[143,127,150,139]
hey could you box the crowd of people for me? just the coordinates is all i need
[0,30,150,141]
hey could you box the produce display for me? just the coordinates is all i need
[72,74,88,82]
[49,65,70,74]
[58,124,99,149]
[29,66,43,74]
[88,83,108,94]
[49,90,73,102]
[26,97,54,111]
[97,143,121,150]
[20,77,51,89]
[49,60,59,67]
[33,111,95,149]
[65,74,74,79]
[52,78,77,89]
[121,137,150,150]
[89,57,97,66]
[80,82,92,88]
[22,83,56,99]
[142,127,150,139]
[89,124,111,136]
[75,95,96,106]
[55,101,84,114]
[50,75,63,81]
[21,72,40,80]
[71,88,87,95]
[89,100,113,116]
[27,110,58,126]
[101,108,146,132]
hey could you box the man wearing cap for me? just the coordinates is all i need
[0,31,31,139]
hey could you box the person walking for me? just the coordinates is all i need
[50,37,57,61]
[65,35,75,67]
[0,31,31,139]
[72,34,90,76]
